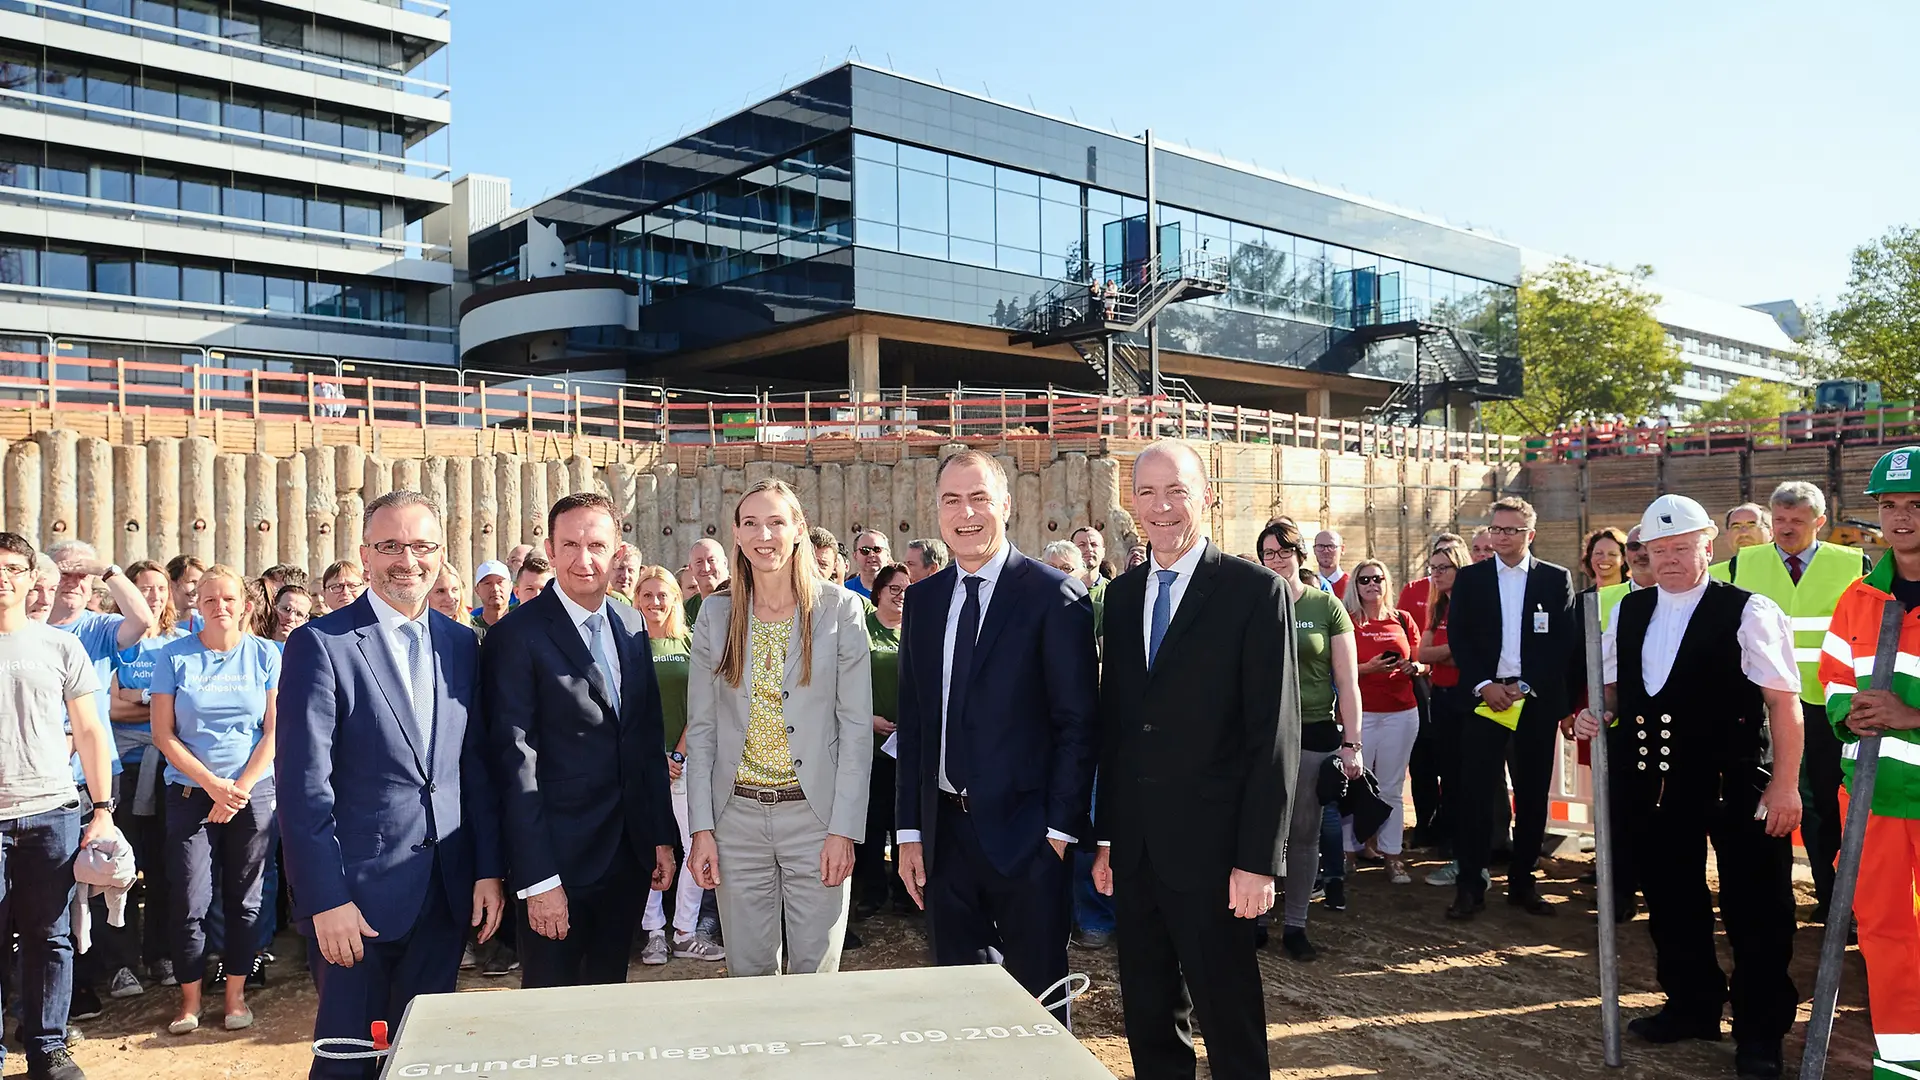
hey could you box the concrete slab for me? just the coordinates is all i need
[381,965,1114,1079]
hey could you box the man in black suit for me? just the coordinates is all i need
[1443,495,1582,920]
[895,450,1099,1016]
[1091,440,1299,1080]
[485,492,677,987]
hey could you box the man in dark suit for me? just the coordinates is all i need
[1443,494,1582,920]
[278,490,505,1080]
[485,492,677,988]
[895,450,1098,1016]
[1091,440,1299,1080]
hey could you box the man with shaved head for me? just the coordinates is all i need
[1313,529,1349,598]
[1093,439,1300,1080]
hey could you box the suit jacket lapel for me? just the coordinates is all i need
[966,547,1027,684]
[610,607,645,725]
[911,567,953,725]
[1148,540,1219,678]
[1108,564,1148,680]
[539,591,614,715]
[349,596,427,776]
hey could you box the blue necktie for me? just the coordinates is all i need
[400,621,434,762]
[946,576,983,790]
[585,612,622,714]
[1148,569,1178,668]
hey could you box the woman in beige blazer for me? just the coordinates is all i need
[686,478,873,976]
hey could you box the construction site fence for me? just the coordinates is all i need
[0,350,1525,464]
[1532,404,1920,461]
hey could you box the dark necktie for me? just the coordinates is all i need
[946,576,983,791]
[1787,553,1804,585]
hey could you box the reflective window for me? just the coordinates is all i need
[93,255,133,295]
[90,164,132,203]
[134,171,178,209]
[264,275,303,314]
[995,189,1039,252]
[264,189,303,227]
[176,84,218,126]
[0,245,37,286]
[855,158,896,224]
[307,198,342,233]
[948,179,993,242]
[224,271,263,308]
[135,75,176,118]
[180,177,219,215]
[897,168,946,235]
[43,249,87,291]
[136,260,178,300]
[180,264,219,304]
[224,185,263,220]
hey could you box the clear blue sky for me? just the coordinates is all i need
[452,0,1917,310]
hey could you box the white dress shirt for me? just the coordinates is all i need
[896,544,1074,847]
[1601,579,1801,694]
[1471,553,1533,693]
[519,586,622,900]
[364,588,433,688]
[1141,538,1209,666]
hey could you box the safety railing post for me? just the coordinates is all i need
[418,381,429,428]
[116,357,126,413]
[478,380,489,429]
[306,372,317,423]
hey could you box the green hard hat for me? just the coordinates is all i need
[1866,446,1920,495]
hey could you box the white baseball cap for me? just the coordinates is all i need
[1638,494,1716,544]
[474,560,510,586]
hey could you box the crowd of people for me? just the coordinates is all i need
[0,439,1917,1080]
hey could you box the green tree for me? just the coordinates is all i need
[1815,225,1920,400]
[1480,261,1685,438]
[1686,376,1805,422]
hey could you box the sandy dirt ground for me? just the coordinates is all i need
[10,847,1877,1079]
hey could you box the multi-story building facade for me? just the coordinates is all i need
[1655,286,1807,417]
[460,64,1523,422]
[0,0,457,392]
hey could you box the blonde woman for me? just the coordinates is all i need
[1343,558,1427,884]
[150,565,279,1034]
[686,480,872,976]
[634,565,724,965]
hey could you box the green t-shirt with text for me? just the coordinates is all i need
[1293,587,1352,726]
[650,634,692,749]
[865,610,901,726]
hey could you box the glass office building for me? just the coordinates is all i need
[464,64,1523,417]
[0,0,457,383]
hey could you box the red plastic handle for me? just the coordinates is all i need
[371,1021,390,1051]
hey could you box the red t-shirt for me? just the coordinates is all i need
[1425,621,1460,688]
[1398,577,1432,635]
[1354,610,1421,712]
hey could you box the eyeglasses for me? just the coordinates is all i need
[0,563,32,579]
[1312,543,1340,551]
[856,545,886,556]
[1427,563,1457,575]
[881,585,908,598]
[1485,525,1529,537]
[1625,541,1644,552]
[1259,548,1292,562]
[325,580,363,593]
[1354,575,1385,586]
[369,540,442,557]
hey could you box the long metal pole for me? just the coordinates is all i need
[1584,593,1622,1068]
[1142,127,1160,397]
[1801,599,1906,1079]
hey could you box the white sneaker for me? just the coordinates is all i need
[672,933,726,962]
[108,967,144,999]
[640,930,669,966]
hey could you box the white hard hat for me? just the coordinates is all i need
[1638,494,1716,543]
[474,560,510,586]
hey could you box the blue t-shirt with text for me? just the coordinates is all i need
[114,628,191,741]
[54,611,124,778]
[150,634,280,787]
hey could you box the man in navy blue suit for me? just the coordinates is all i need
[896,450,1098,1015]
[485,492,677,988]
[278,490,504,1080]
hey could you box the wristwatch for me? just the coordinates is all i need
[91,797,116,815]
[102,564,121,581]
[668,751,686,764]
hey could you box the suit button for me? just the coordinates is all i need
[783,691,790,700]
[793,759,802,767]
[1141,724,1154,732]
[425,782,437,794]
[786,726,795,734]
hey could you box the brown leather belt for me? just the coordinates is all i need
[734,784,806,805]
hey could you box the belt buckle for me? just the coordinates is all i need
[756,788,779,805]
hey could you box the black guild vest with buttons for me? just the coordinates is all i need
[1614,580,1770,807]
